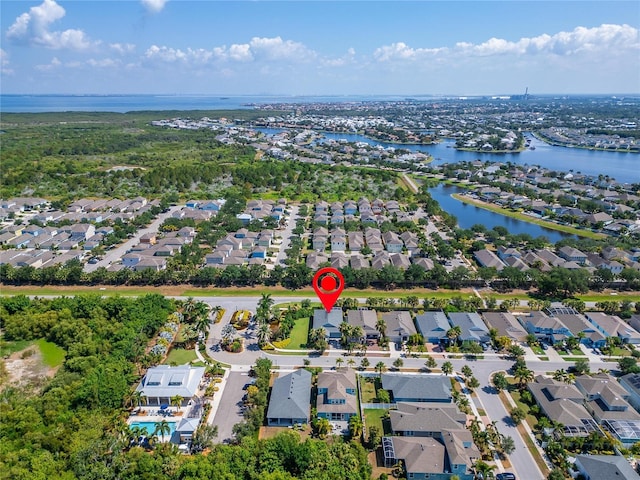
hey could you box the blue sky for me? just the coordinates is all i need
[1,1,639,95]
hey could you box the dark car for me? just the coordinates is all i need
[496,473,516,480]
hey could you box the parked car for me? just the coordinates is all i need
[496,473,516,480]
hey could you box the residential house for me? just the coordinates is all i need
[306,252,329,270]
[348,231,364,252]
[382,311,417,343]
[382,231,403,253]
[266,369,312,426]
[415,311,451,344]
[447,312,490,343]
[312,308,344,339]
[528,376,598,436]
[482,312,527,343]
[389,402,467,436]
[574,455,640,480]
[382,433,478,480]
[473,249,506,271]
[585,311,640,344]
[330,228,347,252]
[382,374,452,403]
[347,309,379,340]
[349,254,370,270]
[619,373,640,412]
[558,246,588,265]
[554,313,605,348]
[518,311,571,343]
[135,365,205,407]
[316,370,358,421]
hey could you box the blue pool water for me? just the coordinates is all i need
[129,421,177,436]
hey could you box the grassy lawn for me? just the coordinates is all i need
[452,193,605,239]
[558,348,583,356]
[0,339,33,357]
[35,339,66,368]
[538,356,549,361]
[283,317,310,350]
[364,409,389,435]
[164,347,198,365]
[360,376,379,403]
[531,345,545,355]
[607,347,630,357]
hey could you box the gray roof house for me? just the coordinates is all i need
[528,376,597,436]
[135,365,206,406]
[620,373,640,412]
[347,309,379,339]
[313,308,344,339]
[574,454,640,480]
[473,249,506,271]
[585,312,640,345]
[382,311,417,343]
[316,370,358,422]
[482,312,527,343]
[382,431,479,480]
[382,374,452,403]
[415,311,451,343]
[266,369,312,426]
[447,312,490,343]
[389,402,467,436]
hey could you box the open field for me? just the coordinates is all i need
[35,339,66,368]
[286,317,310,350]
[164,347,198,365]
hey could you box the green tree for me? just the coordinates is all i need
[375,361,387,377]
[492,372,509,392]
[510,407,527,425]
[442,361,453,376]
[154,419,172,443]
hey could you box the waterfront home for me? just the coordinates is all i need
[266,369,312,426]
[558,246,588,265]
[473,249,506,271]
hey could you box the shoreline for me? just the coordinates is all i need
[450,193,606,239]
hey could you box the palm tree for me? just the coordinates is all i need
[553,368,568,383]
[154,419,172,442]
[256,322,271,347]
[347,358,356,369]
[348,415,363,438]
[335,357,344,369]
[425,355,438,371]
[447,326,462,346]
[210,305,222,323]
[171,394,184,412]
[442,361,453,376]
[473,460,495,480]
[360,357,370,370]
[375,361,387,378]
[131,390,146,410]
[514,366,534,389]
[376,318,387,339]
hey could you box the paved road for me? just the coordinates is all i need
[84,205,183,273]
[211,371,252,443]
[275,205,300,266]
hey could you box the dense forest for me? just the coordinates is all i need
[0,111,399,202]
[0,295,373,480]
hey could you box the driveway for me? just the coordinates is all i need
[84,204,183,272]
[211,371,254,443]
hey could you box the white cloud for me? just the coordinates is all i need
[141,0,168,14]
[1,49,14,75]
[374,24,639,63]
[110,43,136,55]
[35,56,62,71]
[87,58,121,68]
[144,36,316,67]
[6,0,96,50]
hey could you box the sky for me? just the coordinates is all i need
[1,0,639,96]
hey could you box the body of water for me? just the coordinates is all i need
[428,184,572,242]
[0,94,416,113]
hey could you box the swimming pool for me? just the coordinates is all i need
[129,421,177,437]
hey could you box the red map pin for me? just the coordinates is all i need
[313,267,345,312]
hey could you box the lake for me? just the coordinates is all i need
[428,184,572,242]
